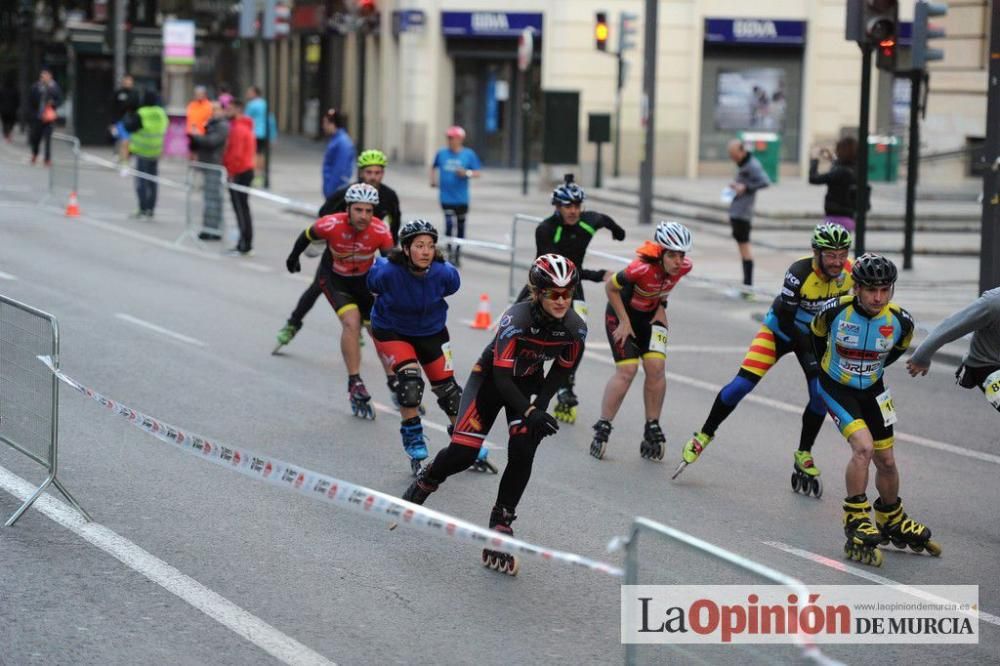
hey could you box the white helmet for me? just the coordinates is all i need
[344,182,380,206]
[654,220,692,252]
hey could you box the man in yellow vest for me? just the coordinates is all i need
[123,89,168,218]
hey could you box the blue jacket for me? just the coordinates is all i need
[368,258,461,336]
[322,129,356,198]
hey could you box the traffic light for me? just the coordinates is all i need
[845,0,898,46]
[618,12,638,53]
[358,0,376,16]
[595,12,609,51]
[913,1,947,70]
[875,36,896,71]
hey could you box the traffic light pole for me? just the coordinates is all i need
[854,44,873,256]
[613,54,623,178]
[902,70,923,270]
[638,0,658,226]
[980,6,1000,293]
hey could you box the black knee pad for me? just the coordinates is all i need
[432,379,462,417]
[395,367,425,407]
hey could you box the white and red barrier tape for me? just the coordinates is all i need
[40,357,622,577]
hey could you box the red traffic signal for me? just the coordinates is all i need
[359,0,376,16]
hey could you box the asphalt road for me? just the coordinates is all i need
[1,149,997,665]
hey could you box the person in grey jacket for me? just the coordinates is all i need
[726,139,770,296]
[188,102,230,240]
[907,286,1000,412]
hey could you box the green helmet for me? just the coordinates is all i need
[811,222,852,251]
[357,149,387,169]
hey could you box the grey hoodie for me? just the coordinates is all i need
[729,153,770,222]
[190,117,229,165]
[910,287,1000,369]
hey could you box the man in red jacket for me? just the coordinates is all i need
[223,99,258,256]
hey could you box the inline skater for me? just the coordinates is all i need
[590,221,692,461]
[515,174,626,424]
[368,220,462,474]
[673,223,854,495]
[274,149,402,353]
[811,253,940,567]
[401,254,587,575]
[284,183,394,419]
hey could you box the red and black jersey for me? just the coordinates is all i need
[305,212,393,276]
[477,301,587,380]
[612,255,693,314]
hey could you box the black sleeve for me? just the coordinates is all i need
[773,262,808,337]
[534,364,573,412]
[580,267,607,283]
[493,366,532,416]
[534,218,557,257]
[592,212,626,240]
[289,230,311,259]
[389,189,402,240]
[122,111,142,133]
[318,185,349,217]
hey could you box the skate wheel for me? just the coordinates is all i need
[790,472,800,492]
[891,538,907,549]
[271,344,285,355]
[567,407,577,424]
[671,461,688,480]
[870,549,884,567]
[811,477,823,498]
[590,440,606,460]
[655,445,664,461]
[925,540,942,557]
[505,555,520,576]
[409,459,423,476]
[910,543,925,553]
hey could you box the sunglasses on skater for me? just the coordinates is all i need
[540,288,573,302]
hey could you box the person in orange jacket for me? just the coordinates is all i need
[186,86,212,136]
[223,98,258,256]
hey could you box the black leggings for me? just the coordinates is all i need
[424,370,542,509]
[442,204,469,260]
[29,121,53,161]
[287,252,327,327]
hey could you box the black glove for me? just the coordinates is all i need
[610,224,626,242]
[285,254,301,274]
[524,409,559,439]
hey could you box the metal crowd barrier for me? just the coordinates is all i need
[183,161,231,246]
[610,517,841,666]
[0,294,91,527]
[47,133,80,204]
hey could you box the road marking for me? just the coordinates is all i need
[115,313,208,347]
[0,270,16,280]
[371,400,505,452]
[0,464,336,666]
[762,540,1000,628]
[582,350,1000,466]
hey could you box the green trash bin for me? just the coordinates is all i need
[740,131,780,184]
[867,135,900,183]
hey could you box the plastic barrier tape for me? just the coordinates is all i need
[40,357,622,577]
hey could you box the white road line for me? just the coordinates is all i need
[582,350,1000,466]
[762,540,1000,628]
[0,270,16,280]
[370,400,505,452]
[115,313,208,347]
[0,465,336,666]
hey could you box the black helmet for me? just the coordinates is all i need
[529,254,580,290]
[398,219,438,246]
[852,253,897,287]
[551,174,585,206]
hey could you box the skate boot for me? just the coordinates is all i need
[272,322,300,354]
[842,496,884,567]
[590,419,612,460]
[671,431,713,479]
[640,420,666,461]
[400,417,430,476]
[401,468,439,505]
[553,387,579,424]
[348,375,375,420]
[482,505,519,576]
[791,450,823,498]
[874,497,942,557]
[387,377,426,415]
[469,445,498,473]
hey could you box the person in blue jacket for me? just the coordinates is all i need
[430,125,481,266]
[368,220,462,474]
[322,108,356,198]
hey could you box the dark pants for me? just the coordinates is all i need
[442,203,469,263]
[29,121,53,161]
[229,169,254,252]
[1,113,15,139]
[134,157,158,213]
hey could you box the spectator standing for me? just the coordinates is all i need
[725,138,770,297]
[245,86,270,186]
[809,136,860,231]
[188,101,230,240]
[0,76,20,142]
[321,108,355,199]
[430,125,481,266]
[123,89,168,218]
[28,69,62,165]
[223,99,257,256]
[111,74,139,165]
[217,83,234,110]
[186,86,212,136]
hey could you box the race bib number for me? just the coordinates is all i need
[649,325,668,355]
[573,300,589,317]
[441,341,454,372]
[875,388,898,427]
[984,369,1000,408]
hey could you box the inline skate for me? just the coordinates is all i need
[553,387,578,424]
[671,431,712,479]
[348,375,375,420]
[482,504,519,576]
[791,450,823,498]
[469,446,498,473]
[874,496,942,557]
[640,420,666,461]
[400,417,429,475]
[272,322,300,355]
[589,419,612,460]
[843,495,884,567]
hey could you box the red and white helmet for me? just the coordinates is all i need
[529,254,580,290]
[344,182,380,206]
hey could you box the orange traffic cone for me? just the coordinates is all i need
[470,293,492,329]
[65,191,81,218]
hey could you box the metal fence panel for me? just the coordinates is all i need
[48,133,80,202]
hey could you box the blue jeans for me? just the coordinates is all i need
[135,156,158,213]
